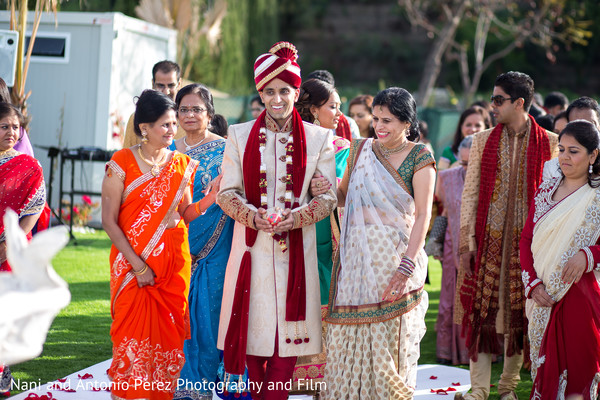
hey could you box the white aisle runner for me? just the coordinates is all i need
[9,361,470,399]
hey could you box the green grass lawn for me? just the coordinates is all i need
[9,233,533,399]
[424,258,533,399]
[10,230,114,395]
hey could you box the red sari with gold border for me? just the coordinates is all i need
[0,149,46,272]
[106,149,197,400]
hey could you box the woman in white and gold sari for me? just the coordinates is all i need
[320,87,435,399]
[520,120,600,400]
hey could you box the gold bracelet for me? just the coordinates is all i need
[195,201,205,216]
[133,264,148,276]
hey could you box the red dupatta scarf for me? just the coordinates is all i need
[223,108,307,376]
[461,115,550,358]
[335,114,353,141]
[0,151,46,271]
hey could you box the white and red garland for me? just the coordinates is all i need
[258,126,294,252]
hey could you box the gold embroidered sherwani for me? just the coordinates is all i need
[454,125,558,326]
[217,116,337,357]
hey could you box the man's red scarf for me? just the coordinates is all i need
[461,115,550,357]
[223,109,307,376]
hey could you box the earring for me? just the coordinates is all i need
[141,131,148,143]
[590,164,594,174]
[313,114,320,126]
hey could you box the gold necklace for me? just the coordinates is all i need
[137,145,166,177]
[378,140,409,158]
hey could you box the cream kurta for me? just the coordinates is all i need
[217,119,337,358]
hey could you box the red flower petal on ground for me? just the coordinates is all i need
[57,378,67,383]
[78,373,93,379]
[430,375,438,379]
[452,382,461,386]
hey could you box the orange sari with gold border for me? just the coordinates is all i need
[106,149,197,400]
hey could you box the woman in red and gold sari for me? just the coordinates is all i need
[520,120,600,399]
[102,90,221,400]
[0,103,46,272]
[0,103,47,395]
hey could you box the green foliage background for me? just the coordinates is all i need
[55,0,600,97]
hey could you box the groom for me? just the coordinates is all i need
[216,41,337,400]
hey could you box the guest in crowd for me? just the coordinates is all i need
[122,61,186,148]
[543,96,600,180]
[292,77,349,394]
[0,103,47,396]
[435,135,472,366]
[102,89,220,400]
[438,106,491,170]
[0,78,34,157]
[553,110,568,133]
[249,94,265,120]
[520,120,600,399]
[543,91,569,116]
[216,42,337,400]
[306,69,360,140]
[348,94,376,138]
[455,72,558,400]
[566,96,600,127]
[324,87,435,399]
[169,83,232,400]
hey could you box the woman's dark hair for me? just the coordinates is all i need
[372,87,420,141]
[535,114,554,131]
[559,120,600,188]
[0,78,11,104]
[295,78,336,123]
[133,89,177,136]
[450,106,492,154]
[0,102,23,125]
[174,83,227,137]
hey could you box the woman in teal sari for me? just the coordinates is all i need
[292,78,350,394]
[170,83,234,400]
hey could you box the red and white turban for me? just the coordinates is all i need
[254,42,301,91]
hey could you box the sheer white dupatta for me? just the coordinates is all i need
[330,139,426,323]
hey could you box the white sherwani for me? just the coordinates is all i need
[217,117,337,357]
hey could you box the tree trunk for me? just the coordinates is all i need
[415,2,467,107]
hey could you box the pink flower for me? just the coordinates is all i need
[73,206,80,214]
[82,195,92,205]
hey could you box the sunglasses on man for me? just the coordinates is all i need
[490,95,521,107]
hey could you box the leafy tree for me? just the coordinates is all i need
[398,0,592,107]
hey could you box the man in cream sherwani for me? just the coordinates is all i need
[216,41,337,400]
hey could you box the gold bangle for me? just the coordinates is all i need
[133,264,148,276]
[195,201,205,216]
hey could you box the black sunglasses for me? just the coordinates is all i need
[490,95,519,107]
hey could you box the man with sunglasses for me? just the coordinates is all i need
[455,71,558,400]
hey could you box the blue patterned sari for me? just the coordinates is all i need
[171,139,234,400]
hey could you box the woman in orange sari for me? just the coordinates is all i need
[102,90,221,400]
